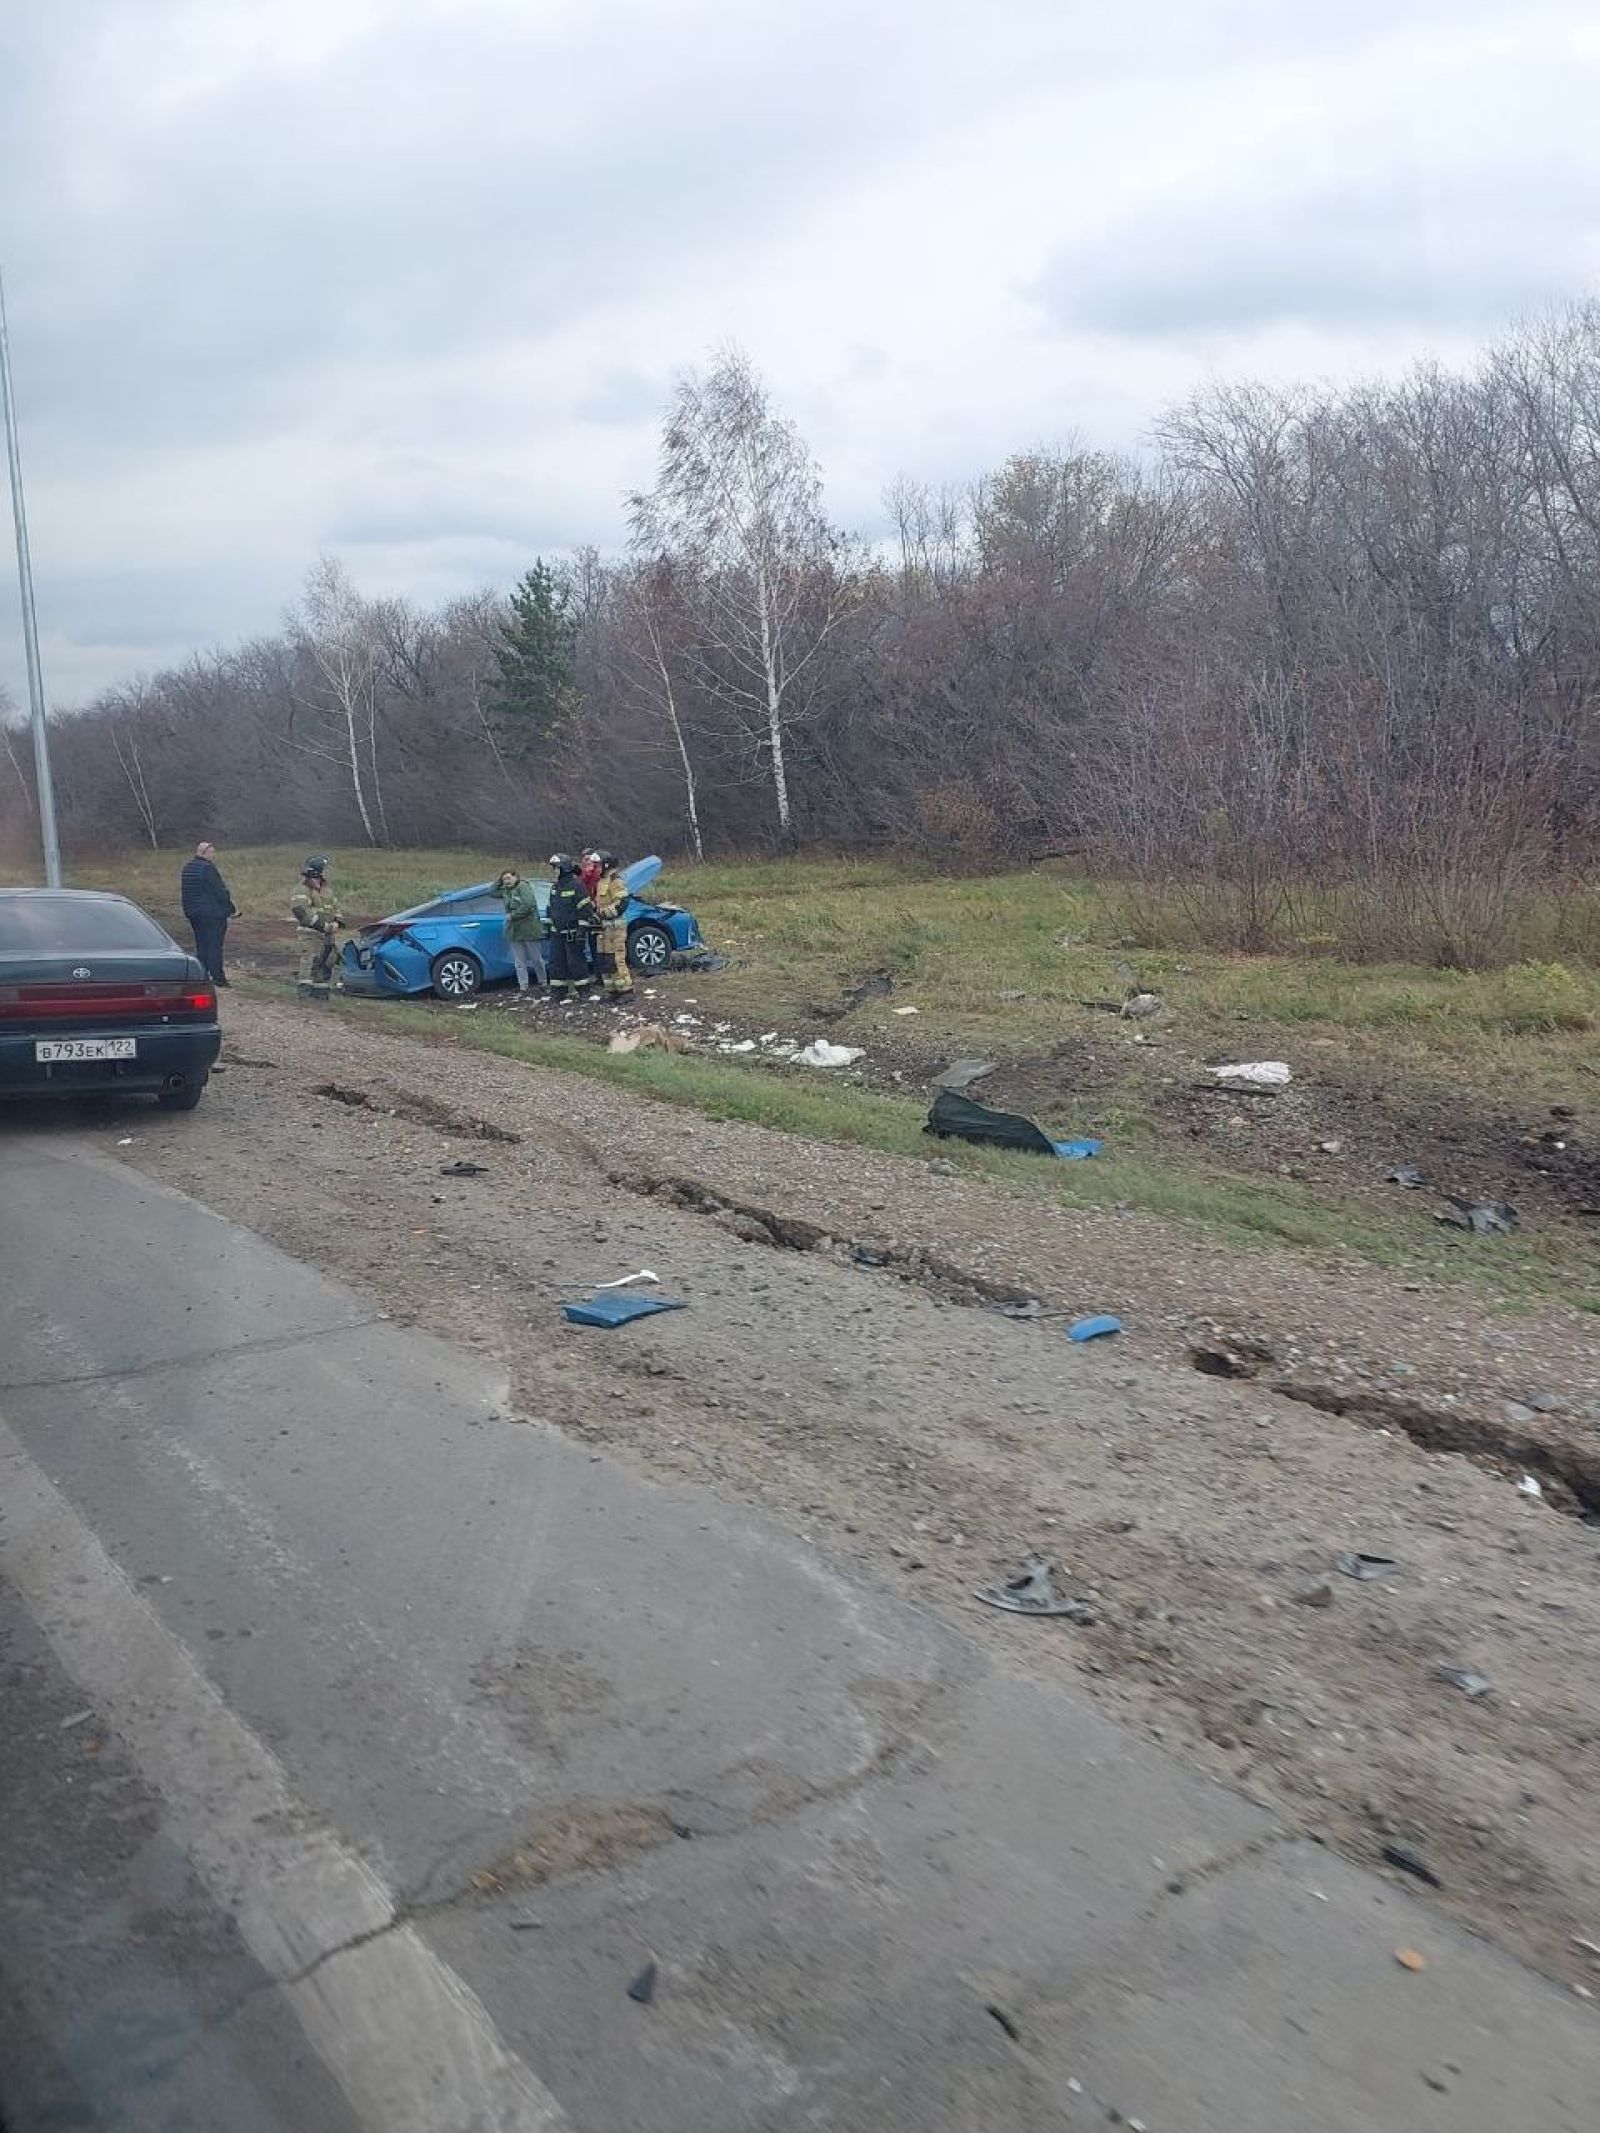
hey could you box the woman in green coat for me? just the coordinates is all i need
[494,869,547,995]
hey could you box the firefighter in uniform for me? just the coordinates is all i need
[592,852,635,1002]
[291,856,344,1001]
[544,855,596,1000]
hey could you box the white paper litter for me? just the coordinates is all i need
[1518,1474,1543,1498]
[891,1005,920,1016]
[1208,1060,1292,1087]
[758,1031,779,1044]
[793,1040,866,1068]
[673,1013,702,1027]
[719,1039,757,1053]
[595,1270,661,1289]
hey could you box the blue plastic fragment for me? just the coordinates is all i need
[1067,1314,1123,1343]
[1052,1138,1103,1160]
[562,1293,688,1329]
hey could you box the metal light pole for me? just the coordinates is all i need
[0,267,63,887]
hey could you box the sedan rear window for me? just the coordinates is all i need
[0,896,172,953]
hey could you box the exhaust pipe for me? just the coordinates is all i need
[163,1073,186,1091]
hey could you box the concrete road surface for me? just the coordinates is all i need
[1,1125,1594,2132]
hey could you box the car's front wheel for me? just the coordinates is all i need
[627,922,673,973]
[430,949,484,1000]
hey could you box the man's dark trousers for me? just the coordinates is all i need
[190,915,228,983]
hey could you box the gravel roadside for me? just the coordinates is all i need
[88,994,1600,1989]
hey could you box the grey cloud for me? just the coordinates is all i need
[1036,165,1597,339]
[1,0,1594,707]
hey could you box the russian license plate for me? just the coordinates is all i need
[35,1037,138,1063]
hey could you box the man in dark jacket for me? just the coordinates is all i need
[544,854,597,1001]
[179,841,237,985]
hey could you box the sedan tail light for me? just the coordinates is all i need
[0,980,218,1020]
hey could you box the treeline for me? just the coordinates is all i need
[5,310,1600,963]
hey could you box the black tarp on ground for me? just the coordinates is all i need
[925,1087,1059,1156]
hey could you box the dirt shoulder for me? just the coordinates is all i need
[84,993,1600,1989]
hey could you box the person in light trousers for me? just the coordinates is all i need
[493,869,547,995]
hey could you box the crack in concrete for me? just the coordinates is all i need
[0,1316,388,1396]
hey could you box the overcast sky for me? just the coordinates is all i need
[2,0,1597,708]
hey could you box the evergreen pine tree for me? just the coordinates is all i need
[489,561,577,745]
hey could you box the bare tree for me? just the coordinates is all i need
[607,560,705,860]
[630,346,851,837]
[109,721,159,848]
[289,557,389,846]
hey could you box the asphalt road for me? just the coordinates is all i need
[1,1123,1595,2132]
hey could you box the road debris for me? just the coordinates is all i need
[1067,1314,1122,1342]
[626,1960,658,2004]
[927,1088,1094,1159]
[562,1293,688,1329]
[1395,1947,1428,1972]
[1382,1843,1443,1888]
[1295,1579,1335,1608]
[891,1005,920,1016]
[932,1058,996,1092]
[1335,1553,1399,1581]
[1386,1163,1427,1188]
[1436,1665,1493,1698]
[594,1270,661,1289]
[1437,1197,1519,1236]
[439,1159,489,1177]
[57,1709,95,1731]
[1517,1473,1544,1498]
[609,1025,691,1055]
[1207,1061,1292,1088]
[793,1039,866,1068]
[975,1557,1095,1620]
[1120,990,1163,1021]
[984,2002,1022,2042]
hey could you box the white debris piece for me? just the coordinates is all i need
[673,1013,702,1027]
[1208,1060,1292,1087]
[719,1039,757,1053]
[793,1039,864,1068]
[758,1031,780,1044]
[595,1270,660,1289]
[890,1005,920,1016]
[1518,1474,1544,1498]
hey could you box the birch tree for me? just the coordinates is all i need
[290,557,389,846]
[629,346,850,837]
[608,560,705,860]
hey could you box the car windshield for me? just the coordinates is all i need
[0,895,171,953]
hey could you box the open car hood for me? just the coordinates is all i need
[620,856,663,896]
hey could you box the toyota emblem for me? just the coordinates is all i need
[71,966,92,978]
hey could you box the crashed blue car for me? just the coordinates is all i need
[339,857,704,1000]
